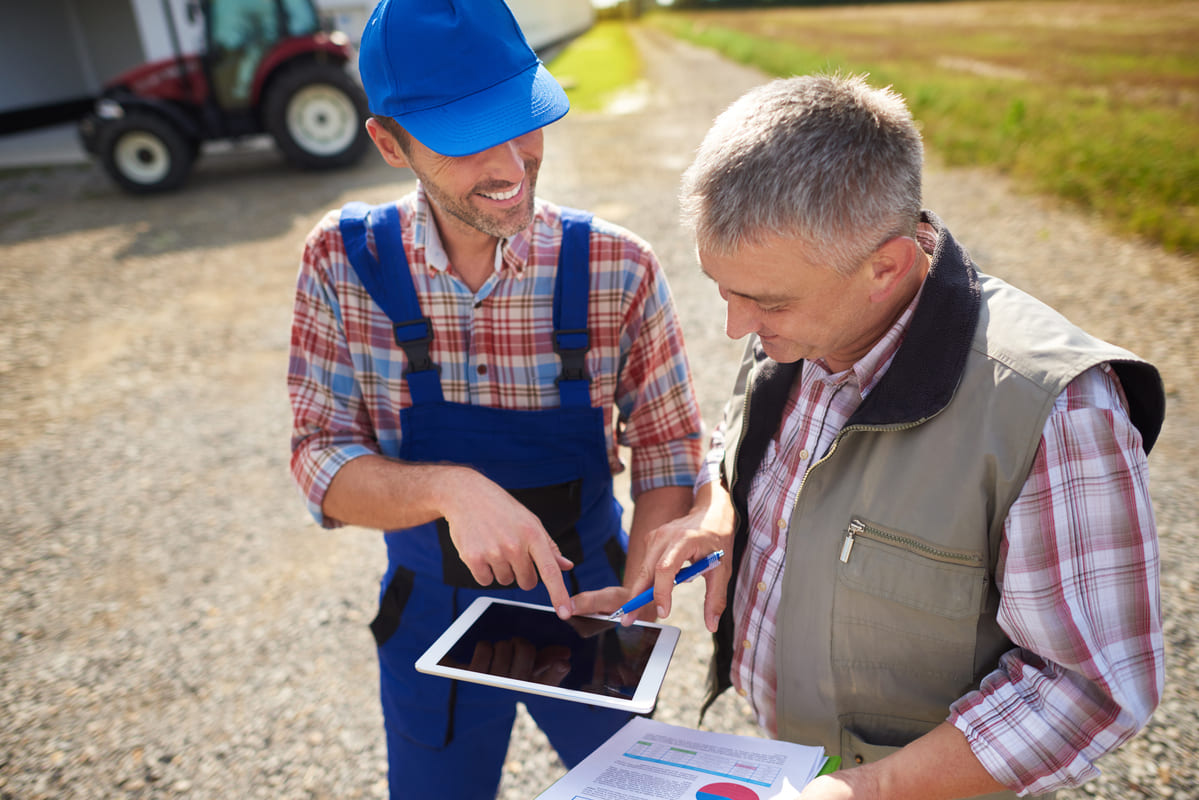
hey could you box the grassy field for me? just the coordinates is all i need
[548,21,643,113]
[639,1,1198,256]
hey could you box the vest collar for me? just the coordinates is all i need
[849,210,981,427]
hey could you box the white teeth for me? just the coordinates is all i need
[481,184,520,201]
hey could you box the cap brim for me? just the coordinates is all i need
[396,63,569,157]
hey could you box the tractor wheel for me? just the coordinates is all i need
[97,112,197,194]
[264,62,369,170]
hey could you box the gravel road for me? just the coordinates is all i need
[1,25,1195,800]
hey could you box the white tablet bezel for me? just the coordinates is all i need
[415,596,680,714]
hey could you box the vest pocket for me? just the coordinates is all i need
[832,517,988,714]
[839,714,934,761]
[837,518,985,617]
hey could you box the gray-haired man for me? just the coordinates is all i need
[621,73,1165,799]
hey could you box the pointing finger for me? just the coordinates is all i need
[530,536,573,619]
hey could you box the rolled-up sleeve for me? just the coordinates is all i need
[608,235,703,496]
[950,365,1163,795]
[288,221,380,527]
[693,421,726,495]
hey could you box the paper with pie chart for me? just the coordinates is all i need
[535,716,827,800]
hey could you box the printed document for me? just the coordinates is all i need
[536,716,827,800]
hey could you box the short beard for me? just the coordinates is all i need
[422,158,540,240]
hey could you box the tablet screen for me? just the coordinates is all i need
[436,601,661,702]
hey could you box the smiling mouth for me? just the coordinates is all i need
[479,183,522,201]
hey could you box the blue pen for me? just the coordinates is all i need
[609,550,724,620]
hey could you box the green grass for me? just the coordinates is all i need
[547,20,643,112]
[647,2,1199,256]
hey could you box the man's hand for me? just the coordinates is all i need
[322,457,575,617]
[567,584,634,620]
[775,724,1007,800]
[573,481,735,631]
[443,469,575,618]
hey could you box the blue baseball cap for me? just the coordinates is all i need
[358,0,570,157]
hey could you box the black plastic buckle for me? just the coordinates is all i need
[553,328,590,384]
[394,317,438,375]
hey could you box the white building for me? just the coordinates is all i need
[0,0,593,166]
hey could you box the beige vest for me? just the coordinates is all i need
[707,215,1164,798]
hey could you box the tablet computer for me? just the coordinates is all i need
[415,597,680,714]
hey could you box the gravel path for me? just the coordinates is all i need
[1,25,1194,800]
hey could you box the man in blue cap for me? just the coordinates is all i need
[286,0,704,796]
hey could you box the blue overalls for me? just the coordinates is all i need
[339,202,634,798]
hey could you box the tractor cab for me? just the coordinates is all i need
[207,0,318,111]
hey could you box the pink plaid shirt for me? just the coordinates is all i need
[290,187,703,526]
[701,278,1162,794]
[726,288,916,738]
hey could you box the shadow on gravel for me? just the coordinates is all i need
[0,143,408,260]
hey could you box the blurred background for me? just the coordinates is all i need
[2,1,1196,798]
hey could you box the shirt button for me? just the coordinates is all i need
[476,364,488,375]
[737,687,748,697]
[742,639,752,650]
[776,518,787,530]
[757,581,767,592]
[799,449,809,460]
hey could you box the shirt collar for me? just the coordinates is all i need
[810,242,931,398]
[411,184,545,277]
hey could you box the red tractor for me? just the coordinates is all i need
[79,0,370,193]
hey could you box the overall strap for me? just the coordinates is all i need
[339,202,444,404]
[554,208,594,408]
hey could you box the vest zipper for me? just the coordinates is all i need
[839,520,863,562]
[840,517,984,566]
[793,419,924,510]
[789,418,931,562]
[765,382,940,557]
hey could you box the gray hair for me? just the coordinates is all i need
[680,73,924,276]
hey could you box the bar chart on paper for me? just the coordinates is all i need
[695,782,761,800]
[624,738,783,787]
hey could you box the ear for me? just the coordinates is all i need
[867,236,924,303]
[365,118,411,169]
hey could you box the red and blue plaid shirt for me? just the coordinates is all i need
[290,187,703,527]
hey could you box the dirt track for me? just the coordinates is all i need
[1,25,1196,800]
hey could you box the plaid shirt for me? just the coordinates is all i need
[701,260,1162,794]
[724,287,917,739]
[290,187,703,527]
